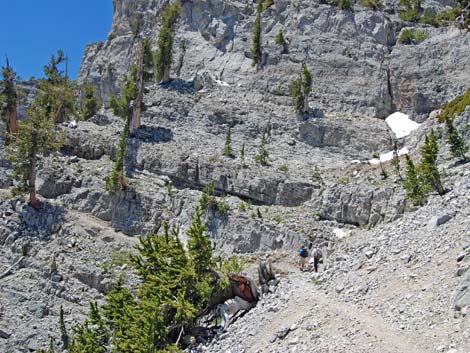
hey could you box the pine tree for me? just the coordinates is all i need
[40,50,77,123]
[223,127,233,157]
[240,143,246,167]
[445,116,468,161]
[255,130,269,165]
[251,0,263,68]
[420,129,445,195]
[1,57,20,141]
[187,207,213,275]
[59,305,69,349]
[106,62,140,190]
[80,84,99,121]
[7,101,62,208]
[70,302,109,353]
[154,2,181,83]
[48,337,55,353]
[142,37,154,82]
[291,63,313,114]
[404,154,426,205]
[275,29,288,54]
[175,40,186,78]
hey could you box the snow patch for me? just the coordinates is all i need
[333,228,349,239]
[385,112,420,139]
[369,147,409,165]
[215,79,230,87]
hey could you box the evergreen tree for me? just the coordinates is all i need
[404,154,426,205]
[1,57,20,141]
[69,302,109,353]
[445,116,468,161]
[240,143,246,167]
[106,63,140,190]
[187,207,213,275]
[255,130,269,165]
[40,50,77,123]
[48,337,55,353]
[142,37,154,82]
[7,101,62,207]
[420,129,445,195]
[59,305,69,349]
[275,29,288,54]
[80,84,99,121]
[154,2,181,83]
[175,40,187,78]
[291,63,313,114]
[251,0,263,68]
[223,127,233,157]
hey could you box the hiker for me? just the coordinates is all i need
[310,248,323,272]
[299,245,308,271]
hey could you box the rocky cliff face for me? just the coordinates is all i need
[2,0,470,352]
[79,0,470,119]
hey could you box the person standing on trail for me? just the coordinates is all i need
[299,245,308,271]
[311,248,323,273]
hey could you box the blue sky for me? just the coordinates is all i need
[0,0,113,80]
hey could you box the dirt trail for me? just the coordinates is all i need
[248,271,430,353]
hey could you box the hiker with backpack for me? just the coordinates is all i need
[299,245,308,271]
[310,248,323,273]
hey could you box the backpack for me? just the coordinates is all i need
[299,248,308,258]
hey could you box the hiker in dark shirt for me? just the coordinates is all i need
[310,248,323,272]
[299,245,308,271]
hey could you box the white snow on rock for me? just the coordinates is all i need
[333,228,349,239]
[385,112,420,139]
[215,79,230,87]
[369,147,409,165]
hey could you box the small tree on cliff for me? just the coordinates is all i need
[1,57,20,142]
[154,2,181,83]
[291,63,313,115]
[251,0,263,68]
[80,84,100,121]
[420,129,445,195]
[40,50,77,123]
[7,101,62,208]
[445,116,468,161]
[275,29,288,54]
[404,154,426,205]
[107,64,138,191]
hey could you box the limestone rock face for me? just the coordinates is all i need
[78,0,470,119]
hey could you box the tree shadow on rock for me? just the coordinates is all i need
[19,200,65,239]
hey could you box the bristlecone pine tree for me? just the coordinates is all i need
[420,129,445,195]
[80,84,99,121]
[107,63,140,191]
[445,116,468,161]
[255,129,269,165]
[40,50,77,123]
[404,154,426,205]
[291,63,313,114]
[69,211,222,353]
[251,0,263,68]
[1,57,20,142]
[275,29,288,54]
[7,101,62,208]
[223,127,233,157]
[154,2,181,83]
[59,305,69,349]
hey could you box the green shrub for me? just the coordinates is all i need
[420,9,439,26]
[81,84,100,121]
[400,8,421,22]
[332,0,353,10]
[398,28,428,44]
[439,90,470,123]
[361,0,382,11]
